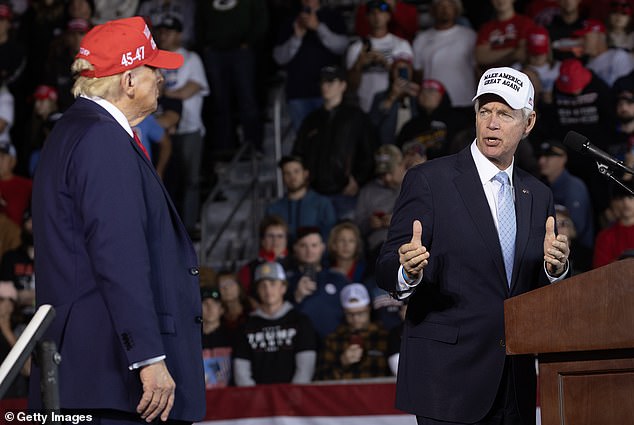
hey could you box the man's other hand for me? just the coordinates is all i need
[137,360,176,422]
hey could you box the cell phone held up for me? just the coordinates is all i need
[398,67,410,81]
[303,264,317,281]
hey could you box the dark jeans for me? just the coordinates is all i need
[202,47,262,151]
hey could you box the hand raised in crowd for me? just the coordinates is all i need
[293,18,307,38]
[342,175,359,196]
[391,78,420,99]
[340,342,363,366]
[299,8,320,31]
[294,275,317,304]
[543,216,570,277]
[383,79,420,110]
[398,220,430,280]
[137,360,176,422]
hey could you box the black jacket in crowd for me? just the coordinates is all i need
[292,102,378,195]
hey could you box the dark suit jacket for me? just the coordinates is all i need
[29,98,205,421]
[377,146,555,424]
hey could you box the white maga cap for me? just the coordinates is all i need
[472,67,534,111]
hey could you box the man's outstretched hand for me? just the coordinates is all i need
[543,216,569,277]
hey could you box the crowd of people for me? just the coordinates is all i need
[0,0,633,404]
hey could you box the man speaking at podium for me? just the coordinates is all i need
[30,17,205,424]
[377,67,570,425]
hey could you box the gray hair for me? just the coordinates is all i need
[474,98,533,122]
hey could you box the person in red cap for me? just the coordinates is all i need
[546,57,616,217]
[26,84,61,176]
[574,18,634,85]
[30,16,205,424]
[523,24,561,104]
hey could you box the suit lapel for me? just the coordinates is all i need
[511,170,533,290]
[453,149,508,285]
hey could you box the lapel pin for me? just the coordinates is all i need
[522,189,529,194]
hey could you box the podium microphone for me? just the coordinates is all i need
[563,131,634,176]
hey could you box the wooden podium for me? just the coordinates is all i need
[504,259,634,425]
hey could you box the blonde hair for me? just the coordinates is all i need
[71,58,123,100]
[327,221,363,263]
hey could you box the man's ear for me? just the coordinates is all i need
[122,71,134,95]
[524,110,537,136]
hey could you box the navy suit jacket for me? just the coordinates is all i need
[377,146,555,424]
[30,98,205,421]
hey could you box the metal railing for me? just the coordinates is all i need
[200,143,260,266]
[0,305,59,418]
[199,76,290,267]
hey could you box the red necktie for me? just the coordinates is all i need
[132,131,150,161]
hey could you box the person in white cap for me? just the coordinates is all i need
[233,261,317,386]
[31,16,205,424]
[376,66,570,425]
[316,282,390,380]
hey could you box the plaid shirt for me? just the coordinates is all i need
[316,322,390,381]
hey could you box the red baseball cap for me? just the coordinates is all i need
[573,19,606,37]
[33,85,58,101]
[556,59,592,94]
[76,16,183,78]
[527,26,550,55]
[422,79,446,96]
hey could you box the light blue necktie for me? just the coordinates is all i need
[493,171,516,287]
